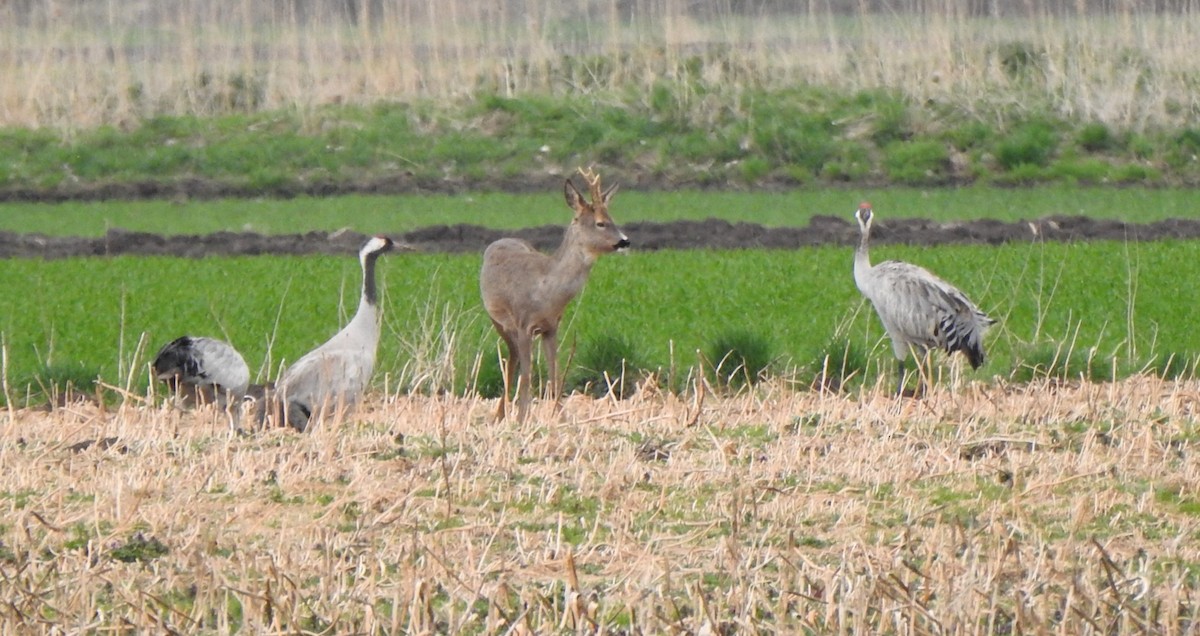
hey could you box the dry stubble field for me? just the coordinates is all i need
[3,376,1200,633]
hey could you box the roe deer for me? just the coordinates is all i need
[480,167,630,421]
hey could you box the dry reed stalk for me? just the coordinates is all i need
[2,1,1199,131]
[2,375,1200,631]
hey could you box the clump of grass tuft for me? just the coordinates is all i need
[1145,352,1197,381]
[1077,122,1115,153]
[804,337,870,393]
[109,532,169,564]
[8,362,100,408]
[470,349,506,399]
[566,334,646,400]
[391,297,478,396]
[995,120,1059,170]
[1011,343,1115,384]
[994,41,1047,82]
[705,329,774,389]
[884,140,951,185]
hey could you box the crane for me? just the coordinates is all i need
[853,202,996,395]
[152,335,251,407]
[272,235,395,431]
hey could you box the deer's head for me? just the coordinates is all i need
[564,167,630,255]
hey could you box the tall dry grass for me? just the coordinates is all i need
[4,0,1200,131]
[3,376,1200,631]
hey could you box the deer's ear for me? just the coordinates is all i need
[601,182,619,204]
[564,179,585,213]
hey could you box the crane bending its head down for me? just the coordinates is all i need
[274,235,395,431]
[853,202,996,395]
[152,336,251,407]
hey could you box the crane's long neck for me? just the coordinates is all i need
[362,252,380,306]
[351,252,382,329]
[854,221,873,282]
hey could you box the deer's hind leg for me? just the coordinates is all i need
[491,319,520,421]
[514,330,535,422]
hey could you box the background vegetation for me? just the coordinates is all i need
[2,185,1199,237]
[4,0,1200,193]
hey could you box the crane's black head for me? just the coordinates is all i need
[152,335,201,384]
[855,202,873,230]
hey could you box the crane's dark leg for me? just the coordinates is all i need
[914,352,930,398]
[895,359,908,397]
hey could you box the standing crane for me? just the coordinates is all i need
[152,335,251,407]
[853,202,996,395]
[273,235,396,431]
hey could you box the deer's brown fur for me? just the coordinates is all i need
[479,168,629,421]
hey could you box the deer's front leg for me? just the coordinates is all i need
[491,321,519,421]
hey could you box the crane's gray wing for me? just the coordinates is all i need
[277,347,376,414]
[866,261,995,367]
[152,336,250,396]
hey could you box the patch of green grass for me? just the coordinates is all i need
[883,140,951,185]
[1111,162,1162,183]
[993,41,1047,82]
[1049,158,1112,184]
[566,334,646,399]
[995,120,1059,170]
[1147,352,1197,380]
[109,533,170,563]
[803,337,872,393]
[1077,122,1115,152]
[1010,343,1116,384]
[65,491,95,504]
[8,361,100,406]
[711,423,776,445]
[1155,486,1200,516]
[268,487,305,506]
[470,350,506,399]
[5,187,1200,238]
[1166,128,1200,169]
[705,329,775,389]
[0,489,39,510]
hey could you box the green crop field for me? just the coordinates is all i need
[4,236,1198,405]
[1,185,1198,238]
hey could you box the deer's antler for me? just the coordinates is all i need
[577,166,604,203]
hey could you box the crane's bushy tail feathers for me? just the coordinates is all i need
[939,311,995,370]
[962,340,986,369]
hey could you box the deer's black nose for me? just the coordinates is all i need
[615,238,631,250]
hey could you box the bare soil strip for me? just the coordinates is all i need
[4,214,1200,259]
[2,377,1198,631]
